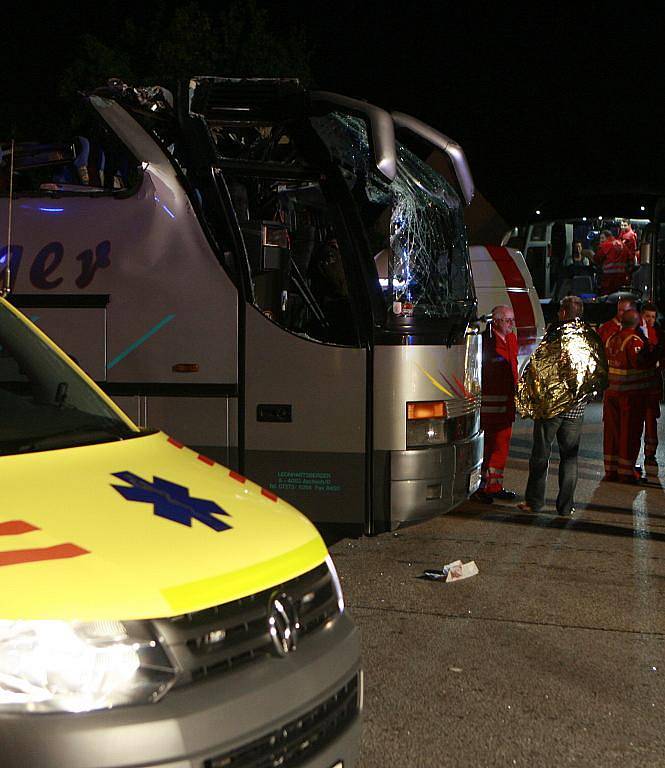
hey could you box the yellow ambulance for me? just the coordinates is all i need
[0,295,361,768]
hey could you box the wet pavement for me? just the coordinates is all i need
[330,403,665,767]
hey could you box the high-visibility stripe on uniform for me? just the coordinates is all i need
[608,366,651,391]
[603,263,629,274]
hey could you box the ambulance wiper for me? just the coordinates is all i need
[18,422,134,452]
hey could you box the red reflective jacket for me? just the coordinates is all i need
[595,238,632,293]
[619,227,639,264]
[598,317,622,347]
[606,328,651,393]
[481,329,518,427]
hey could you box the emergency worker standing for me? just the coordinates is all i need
[598,298,636,346]
[603,309,655,482]
[594,230,633,294]
[618,219,639,265]
[474,305,519,503]
[641,302,662,466]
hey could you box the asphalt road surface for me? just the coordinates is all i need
[330,403,665,767]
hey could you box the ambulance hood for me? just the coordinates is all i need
[0,432,328,620]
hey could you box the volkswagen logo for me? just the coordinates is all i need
[268,592,300,657]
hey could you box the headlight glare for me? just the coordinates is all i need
[0,620,175,713]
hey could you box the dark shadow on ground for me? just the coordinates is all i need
[579,500,665,518]
[316,522,364,546]
[451,506,665,542]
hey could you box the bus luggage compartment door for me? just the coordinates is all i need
[244,307,367,525]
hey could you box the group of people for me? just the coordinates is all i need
[555,220,640,298]
[473,294,662,514]
[594,220,640,294]
[598,298,662,480]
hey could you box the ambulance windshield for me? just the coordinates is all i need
[0,303,137,456]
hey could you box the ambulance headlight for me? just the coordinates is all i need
[0,620,175,713]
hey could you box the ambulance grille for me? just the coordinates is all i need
[154,562,339,683]
[204,674,359,768]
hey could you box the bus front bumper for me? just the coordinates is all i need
[388,432,483,527]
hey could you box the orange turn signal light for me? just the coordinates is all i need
[407,401,447,420]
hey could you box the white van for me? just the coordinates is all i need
[469,244,545,371]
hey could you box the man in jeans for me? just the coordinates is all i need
[518,296,590,516]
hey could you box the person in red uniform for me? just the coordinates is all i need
[474,305,519,503]
[594,230,634,294]
[640,302,663,467]
[618,219,639,266]
[603,309,655,482]
[598,297,636,346]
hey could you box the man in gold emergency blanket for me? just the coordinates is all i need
[516,295,608,515]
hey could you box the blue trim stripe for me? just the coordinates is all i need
[107,314,175,370]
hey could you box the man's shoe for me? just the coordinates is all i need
[517,501,536,513]
[558,507,575,516]
[471,491,493,505]
[492,489,517,501]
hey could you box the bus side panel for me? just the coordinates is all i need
[146,396,235,469]
[1,99,240,387]
[373,337,483,527]
[244,307,366,525]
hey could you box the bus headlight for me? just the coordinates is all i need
[406,400,447,448]
[0,620,175,713]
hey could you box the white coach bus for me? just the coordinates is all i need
[0,77,482,532]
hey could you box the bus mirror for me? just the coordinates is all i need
[309,91,397,182]
[391,112,475,206]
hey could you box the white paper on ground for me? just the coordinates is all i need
[444,559,479,582]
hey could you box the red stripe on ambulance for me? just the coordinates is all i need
[0,543,89,567]
[485,246,537,350]
[0,520,40,535]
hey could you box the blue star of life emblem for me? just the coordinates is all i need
[111,471,232,532]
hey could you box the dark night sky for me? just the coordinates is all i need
[7,1,665,219]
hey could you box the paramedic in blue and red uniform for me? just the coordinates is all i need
[594,229,634,294]
[640,302,663,467]
[474,305,519,503]
[603,309,656,483]
[598,297,636,346]
[618,219,639,266]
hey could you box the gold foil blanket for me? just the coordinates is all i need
[517,319,608,420]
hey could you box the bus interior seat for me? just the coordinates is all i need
[571,275,595,296]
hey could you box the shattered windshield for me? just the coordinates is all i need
[313,115,474,322]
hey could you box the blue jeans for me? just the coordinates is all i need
[524,414,584,514]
